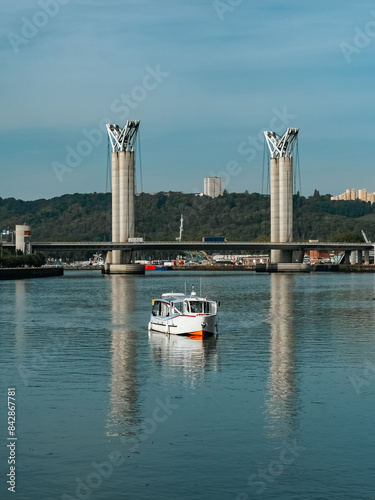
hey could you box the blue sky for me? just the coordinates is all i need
[1,0,375,200]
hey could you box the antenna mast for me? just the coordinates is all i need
[176,214,184,242]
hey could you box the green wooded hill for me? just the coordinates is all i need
[1,190,375,243]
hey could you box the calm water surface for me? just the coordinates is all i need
[1,271,375,500]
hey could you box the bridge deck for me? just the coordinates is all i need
[2,241,372,252]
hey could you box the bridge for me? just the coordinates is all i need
[5,123,374,272]
[10,241,373,253]
[3,240,373,268]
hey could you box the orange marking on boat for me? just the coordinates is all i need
[187,330,204,337]
[188,330,214,338]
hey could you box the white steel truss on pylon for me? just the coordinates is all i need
[106,121,140,152]
[264,128,299,158]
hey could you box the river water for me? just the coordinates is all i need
[1,270,374,500]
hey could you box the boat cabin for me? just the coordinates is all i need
[152,293,216,318]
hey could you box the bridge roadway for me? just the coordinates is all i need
[3,241,373,253]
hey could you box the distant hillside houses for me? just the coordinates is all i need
[331,189,375,203]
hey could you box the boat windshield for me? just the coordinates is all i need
[188,300,213,314]
[189,301,202,313]
[173,301,184,314]
[187,300,215,314]
[152,301,170,317]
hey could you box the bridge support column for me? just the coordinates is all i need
[350,250,356,265]
[364,249,370,265]
[104,251,112,266]
[292,250,304,263]
[103,249,144,274]
[106,121,141,275]
[357,251,363,265]
[122,250,133,265]
[270,158,280,264]
[271,251,281,264]
[105,263,145,275]
[279,250,293,263]
[119,151,130,244]
[279,157,293,245]
[265,130,298,265]
[111,152,121,265]
[128,151,135,239]
[344,251,350,264]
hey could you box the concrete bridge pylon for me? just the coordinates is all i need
[264,128,299,264]
[105,121,144,275]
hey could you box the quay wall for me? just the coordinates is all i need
[0,267,64,280]
[58,264,375,273]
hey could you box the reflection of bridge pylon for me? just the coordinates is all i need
[104,121,144,274]
[265,274,300,438]
[107,275,140,435]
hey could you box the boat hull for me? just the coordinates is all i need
[148,314,217,336]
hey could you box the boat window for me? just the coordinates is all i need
[160,302,170,317]
[173,302,183,313]
[152,301,170,317]
[152,302,161,316]
[189,301,203,313]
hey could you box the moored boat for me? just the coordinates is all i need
[145,264,172,271]
[148,287,219,336]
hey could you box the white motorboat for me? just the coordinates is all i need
[148,287,219,336]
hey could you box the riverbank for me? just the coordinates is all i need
[61,264,254,271]
[164,264,254,271]
[60,263,375,273]
[147,264,375,272]
[62,265,102,270]
[0,267,64,280]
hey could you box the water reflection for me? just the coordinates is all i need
[148,332,218,387]
[15,281,26,360]
[265,274,299,438]
[107,275,140,435]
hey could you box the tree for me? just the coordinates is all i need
[331,231,362,243]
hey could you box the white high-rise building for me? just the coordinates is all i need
[204,177,223,198]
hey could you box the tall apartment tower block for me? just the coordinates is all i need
[204,177,223,198]
[331,188,375,203]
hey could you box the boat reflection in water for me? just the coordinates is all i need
[265,274,300,438]
[148,331,218,387]
[106,275,140,436]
